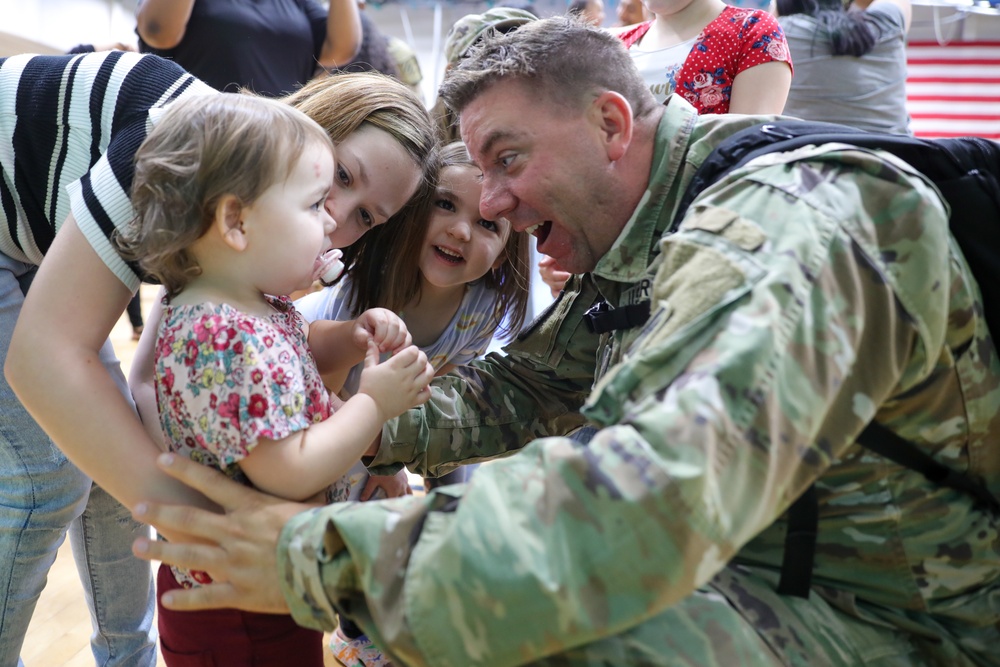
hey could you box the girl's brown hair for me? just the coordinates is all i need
[343,141,530,340]
[119,94,332,298]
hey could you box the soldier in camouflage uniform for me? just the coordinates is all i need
[135,16,1000,667]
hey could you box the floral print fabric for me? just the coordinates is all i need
[619,6,792,114]
[155,296,350,588]
[155,296,332,474]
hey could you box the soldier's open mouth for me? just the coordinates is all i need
[526,221,552,245]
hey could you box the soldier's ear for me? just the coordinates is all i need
[590,91,632,162]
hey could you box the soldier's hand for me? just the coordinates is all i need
[359,468,413,501]
[131,453,311,614]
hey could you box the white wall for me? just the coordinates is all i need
[1,0,140,55]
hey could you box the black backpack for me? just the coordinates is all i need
[670,120,1000,597]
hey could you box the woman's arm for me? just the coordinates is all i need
[238,344,433,500]
[315,0,362,69]
[135,0,197,49]
[5,217,210,511]
[729,61,793,115]
[129,289,170,452]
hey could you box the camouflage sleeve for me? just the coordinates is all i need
[368,275,603,478]
[279,149,953,666]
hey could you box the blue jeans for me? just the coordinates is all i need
[0,253,156,667]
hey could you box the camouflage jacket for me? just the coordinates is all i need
[278,98,1000,666]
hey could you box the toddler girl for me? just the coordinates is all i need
[119,93,434,666]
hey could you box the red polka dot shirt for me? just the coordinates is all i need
[619,7,793,114]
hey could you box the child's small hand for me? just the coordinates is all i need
[538,254,572,298]
[353,308,411,355]
[357,341,434,421]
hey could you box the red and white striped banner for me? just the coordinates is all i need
[907,41,1000,139]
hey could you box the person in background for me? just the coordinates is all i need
[296,139,530,667]
[135,0,362,97]
[431,7,538,143]
[337,0,424,101]
[131,17,998,667]
[340,11,401,79]
[386,36,423,99]
[569,0,607,25]
[616,0,652,26]
[616,0,792,113]
[778,0,912,135]
[121,93,432,666]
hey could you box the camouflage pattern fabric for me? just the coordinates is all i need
[278,97,1000,666]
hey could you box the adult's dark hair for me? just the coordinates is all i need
[776,0,876,57]
[568,0,589,16]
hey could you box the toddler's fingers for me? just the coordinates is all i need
[390,345,420,365]
[364,337,379,368]
[413,352,433,379]
[367,312,387,341]
[378,319,408,353]
[389,330,413,355]
[414,384,432,406]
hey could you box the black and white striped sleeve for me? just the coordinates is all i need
[0,51,217,290]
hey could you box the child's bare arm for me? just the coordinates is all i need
[238,342,433,501]
[128,289,170,451]
[306,308,412,376]
[307,318,365,376]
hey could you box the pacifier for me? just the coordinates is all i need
[317,249,344,284]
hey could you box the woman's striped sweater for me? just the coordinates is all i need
[0,51,216,289]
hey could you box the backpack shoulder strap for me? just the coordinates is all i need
[858,422,1000,514]
[670,120,960,233]
[671,120,869,232]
